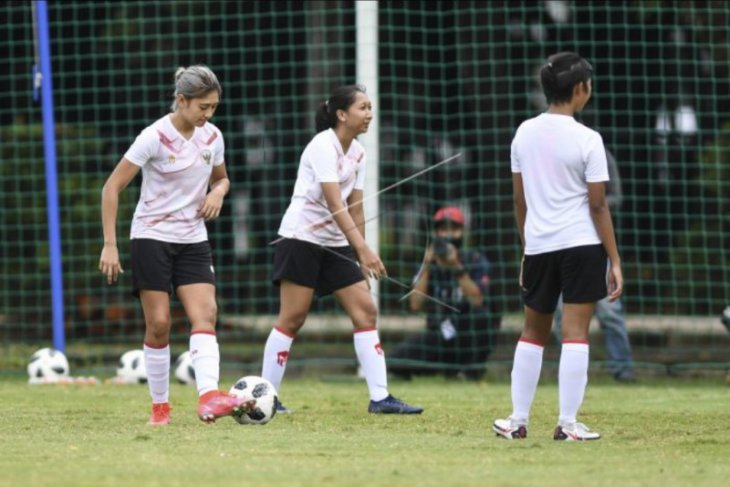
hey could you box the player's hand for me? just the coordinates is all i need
[607,263,623,302]
[358,246,387,280]
[99,244,124,285]
[199,190,224,221]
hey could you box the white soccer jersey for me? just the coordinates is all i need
[124,114,225,243]
[278,129,367,247]
[511,113,609,255]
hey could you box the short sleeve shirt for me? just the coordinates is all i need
[124,114,225,243]
[511,113,609,255]
[277,129,367,247]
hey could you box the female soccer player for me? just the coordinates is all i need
[493,52,623,441]
[261,84,422,414]
[99,65,251,425]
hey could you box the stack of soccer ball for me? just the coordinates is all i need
[27,347,71,384]
[26,347,97,384]
[109,350,196,385]
[173,351,196,385]
[111,349,147,384]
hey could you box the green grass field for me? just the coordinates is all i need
[1,375,729,487]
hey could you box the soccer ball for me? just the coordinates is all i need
[115,349,147,384]
[27,347,70,383]
[174,351,196,385]
[229,376,279,425]
[721,306,730,329]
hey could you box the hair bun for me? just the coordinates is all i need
[174,66,187,82]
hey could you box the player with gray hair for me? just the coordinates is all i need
[100,65,251,426]
[170,65,222,111]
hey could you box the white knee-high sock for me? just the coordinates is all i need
[353,328,389,401]
[558,341,590,426]
[190,331,220,396]
[510,339,544,425]
[261,327,294,393]
[143,343,170,404]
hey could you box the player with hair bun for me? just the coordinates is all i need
[261,84,423,415]
[99,65,252,425]
[493,52,623,441]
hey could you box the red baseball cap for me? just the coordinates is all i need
[433,206,465,226]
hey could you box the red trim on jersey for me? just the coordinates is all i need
[205,131,218,145]
[518,337,545,347]
[310,220,334,231]
[274,326,296,338]
[562,339,590,345]
[143,341,169,349]
[157,130,179,153]
[354,326,378,334]
[190,330,217,336]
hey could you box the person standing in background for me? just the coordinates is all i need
[552,149,635,383]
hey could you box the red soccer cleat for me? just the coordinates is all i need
[147,402,171,426]
[197,390,255,423]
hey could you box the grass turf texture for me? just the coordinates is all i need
[1,376,728,487]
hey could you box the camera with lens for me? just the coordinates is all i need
[432,236,451,258]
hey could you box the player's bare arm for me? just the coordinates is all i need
[200,163,230,221]
[99,158,140,284]
[322,182,385,279]
[346,188,366,240]
[512,173,527,248]
[588,181,623,301]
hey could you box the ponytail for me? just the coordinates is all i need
[315,101,336,132]
[313,84,366,132]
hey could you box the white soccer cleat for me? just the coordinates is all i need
[553,422,601,441]
[492,416,528,439]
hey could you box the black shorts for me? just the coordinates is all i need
[521,244,608,313]
[130,239,215,297]
[271,238,364,296]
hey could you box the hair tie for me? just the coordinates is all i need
[325,99,330,109]
[548,62,554,69]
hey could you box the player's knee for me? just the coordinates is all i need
[199,302,218,328]
[357,302,378,326]
[278,312,307,333]
[145,316,171,343]
[145,313,170,331]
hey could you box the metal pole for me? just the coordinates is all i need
[35,0,65,351]
[356,1,380,303]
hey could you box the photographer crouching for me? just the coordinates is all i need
[389,206,501,380]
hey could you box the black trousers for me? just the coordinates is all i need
[388,312,500,380]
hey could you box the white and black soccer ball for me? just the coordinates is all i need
[721,306,730,330]
[27,347,70,383]
[229,376,279,425]
[116,349,147,384]
[174,351,196,385]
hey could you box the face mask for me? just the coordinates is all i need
[433,222,463,251]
